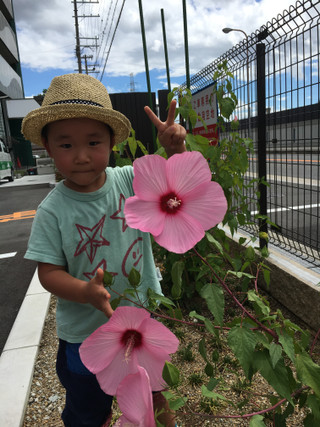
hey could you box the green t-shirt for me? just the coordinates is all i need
[25,166,162,343]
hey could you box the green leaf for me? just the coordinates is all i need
[263,269,270,287]
[123,288,138,298]
[239,237,247,245]
[245,246,255,261]
[103,270,114,287]
[249,415,266,427]
[277,329,295,363]
[136,139,148,155]
[247,290,270,316]
[128,268,141,288]
[220,97,236,119]
[227,271,255,280]
[201,385,228,401]
[161,391,187,411]
[171,261,185,299]
[110,297,121,310]
[228,326,257,378]
[147,289,176,308]
[205,232,223,254]
[128,136,137,158]
[200,283,224,326]
[162,361,180,387]
[189,310,205,322]
[253,350,294,404]
[198,338,208,362]
[296,352,320,399]
[207,377,220,391]
[306,394,320,421]
[204,318,217,335]
[269,342,282,368]
[204,363,214,377]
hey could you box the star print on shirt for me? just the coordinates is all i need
[83,259,118,281]
[110,193,128,232]
[74,215,110,263]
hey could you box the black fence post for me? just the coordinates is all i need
[256,42,268,249]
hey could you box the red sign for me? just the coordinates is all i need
[191,85,218,145]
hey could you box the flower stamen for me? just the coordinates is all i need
[121,329,142,363]
[124,334,136,363]
[167,197,181,209]
[160,192,182,214]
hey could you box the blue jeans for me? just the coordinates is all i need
[56,339,113,427]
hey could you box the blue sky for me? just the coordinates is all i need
[13,0,296,98]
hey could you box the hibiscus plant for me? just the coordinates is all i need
[87,62,320,426]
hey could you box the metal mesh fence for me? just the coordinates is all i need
[180,0,320,266]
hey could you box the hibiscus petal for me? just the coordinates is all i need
[166,151,212,195]
[132,155,168,200]
[135,318,179,390]
[96,347,139,395]
[80,331,123,374]
[154,211,205,253]
[139,318,179,354]
[181,181,227,230]
[80,307,150,374]
[116,366,155,426]
[124,197,165,236]
[136,345,172,390]
[109,306,150,330]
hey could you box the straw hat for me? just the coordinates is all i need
[22,73,131,146]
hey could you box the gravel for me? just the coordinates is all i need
[22,295,318,426]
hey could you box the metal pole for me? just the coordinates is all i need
[160,9,171,93]
[256,42,267,249]
[73,0,82,73]
[182,0,191,132]
[138,0,156,151]
[246,36,251,139]
[222,28,251,138]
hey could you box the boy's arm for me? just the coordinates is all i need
[38,263,113,318]
[144,100,187,158]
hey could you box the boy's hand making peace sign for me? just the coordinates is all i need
[144,99,186,158]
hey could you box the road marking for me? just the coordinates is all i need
[0,210,36,223]
[245,172,318,187]
[251,203,320,215]
[0,252,17,259]
[249,157,320,163]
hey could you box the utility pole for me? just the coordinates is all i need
[82,54,92,74]
[73,0,82,73]
[72,0,99,74]
[130,73,136,92]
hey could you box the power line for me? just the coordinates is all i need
[95,0,115,64]
[99,0,126,81]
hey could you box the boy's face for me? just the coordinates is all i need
[43,118,114,193]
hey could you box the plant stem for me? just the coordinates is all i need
[192,248,277,339]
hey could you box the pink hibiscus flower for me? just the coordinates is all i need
[124,151,227,253]
[79,306,179,395]
[115,366,155,427]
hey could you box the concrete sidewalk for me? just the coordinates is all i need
[0,174,55,426]
[0,173,319,426]
[0,173,55,189]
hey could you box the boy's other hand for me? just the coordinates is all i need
[85,268,113,318]
[144,100,186,158]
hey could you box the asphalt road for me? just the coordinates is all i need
[0,184,51,353]
[246,152,320,254]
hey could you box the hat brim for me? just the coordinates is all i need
[21,104,131,146]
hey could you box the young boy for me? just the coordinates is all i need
[22,73,186,427]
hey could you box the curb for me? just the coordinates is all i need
[1,226,319,426]
[0,269,51,427]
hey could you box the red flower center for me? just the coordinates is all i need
[121,329,143,362]
[160,192,182,214]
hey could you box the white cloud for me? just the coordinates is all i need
[13,0,296,88]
